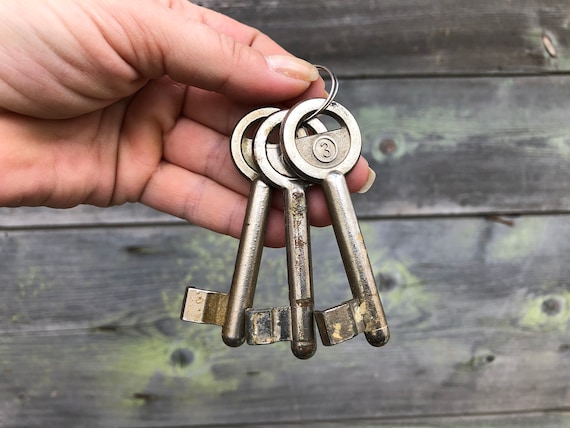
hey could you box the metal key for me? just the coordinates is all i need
[181,107,278,333]
[280,98,389,347]
[250,109,317,359]
[222,107,281,346]
[225,110,327,347]
[182,107,326,351]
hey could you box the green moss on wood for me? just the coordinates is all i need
[519,290,570,332]
[488,217,546,261]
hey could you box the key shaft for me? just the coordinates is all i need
[281,98,389,347]
[223,107,279,347]
[252,109,317,359]
[222,178,272,346]
[322,171,389,346]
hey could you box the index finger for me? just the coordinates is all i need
[101,1,320,104]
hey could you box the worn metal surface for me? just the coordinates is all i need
[283,99,389,347]
[253,110,316,359]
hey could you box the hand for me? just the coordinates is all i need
[0,0,371,247]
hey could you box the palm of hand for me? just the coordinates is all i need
[0,0,370,247]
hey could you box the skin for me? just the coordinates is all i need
[0,0,369,247]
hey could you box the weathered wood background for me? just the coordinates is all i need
[1,1,570,426]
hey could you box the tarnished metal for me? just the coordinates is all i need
[281,98,390,347]
[181,65,390,355]
[252,110,317,359]
[314,298,364,346]
[180,287,228,326]
[222,107,279,347]
[225,109,326,351]
[181,107,326,356]
[180,108,277,336]
[246,306,292,345]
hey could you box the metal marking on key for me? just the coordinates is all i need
[250,109,317,359]
[281,98,390,347]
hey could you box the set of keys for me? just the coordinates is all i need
[180,66,389,359]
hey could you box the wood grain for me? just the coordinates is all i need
[1,216,569,426]
[200,0,570,76]
[2,2,570,426]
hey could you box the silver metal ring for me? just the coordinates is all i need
[303,65,338,123]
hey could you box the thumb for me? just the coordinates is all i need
[104,2,320,104]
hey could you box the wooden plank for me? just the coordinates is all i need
[255,413,570,428]
[345,75,570,217]
[0,204,179,229]
[1,216,569,426]
[2,75,570,226]
[200,0,570,76]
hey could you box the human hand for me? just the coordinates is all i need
[0,0,372,247]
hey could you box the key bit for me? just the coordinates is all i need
[181,286,229,326]
[315,298,387,346]
[314,299,364,346]
[245,307,292,345]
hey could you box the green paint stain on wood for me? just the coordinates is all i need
[181,232,239,291]
[548,136,570,158]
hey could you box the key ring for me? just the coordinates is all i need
[303,65,339,123]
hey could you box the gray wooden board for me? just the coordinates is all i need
[0,204,179,229]
[2,75,570,228]
[199,0,570,76]
[1,216,569,426]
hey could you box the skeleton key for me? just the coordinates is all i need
[280,98,390,347]
[182,107,326,352]
[224,109,326,346]
[181,107,278,332]
[250,109,317,359]
[222,107,281,346]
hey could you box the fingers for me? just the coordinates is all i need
[111,77,186,205]
[139,156,371,248]
[138,160,288,248]
[102,1,320,105]
[180,80,327,137]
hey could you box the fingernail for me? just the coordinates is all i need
[266,55,319,82]
[358,167,376,194]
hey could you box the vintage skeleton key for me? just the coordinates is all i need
[182,108,325,352]
[249,109,317,359]
[224,109,326,346]
[280,98,389,347]
[181,107,278,331]
[222,107,281,346]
